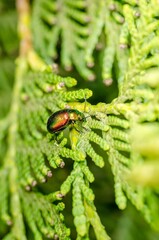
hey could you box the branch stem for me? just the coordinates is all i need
[4,0,32,238]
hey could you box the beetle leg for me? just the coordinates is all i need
[74,126,81,133]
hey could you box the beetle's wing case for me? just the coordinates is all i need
[47,110,69,133]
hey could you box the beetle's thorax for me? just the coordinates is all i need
[69,112,79,121]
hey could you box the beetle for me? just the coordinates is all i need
[47,109,86,134]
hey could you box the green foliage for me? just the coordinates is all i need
[0,3,18,118]
[32,0,127,82]
[1,0,159,240]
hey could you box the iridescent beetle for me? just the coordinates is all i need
[47,109,86,134]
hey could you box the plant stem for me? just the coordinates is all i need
[84,200,111,240]
[4,0,32,239]
[16,0,32,57]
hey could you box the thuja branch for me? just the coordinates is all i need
[3,0,32,238]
